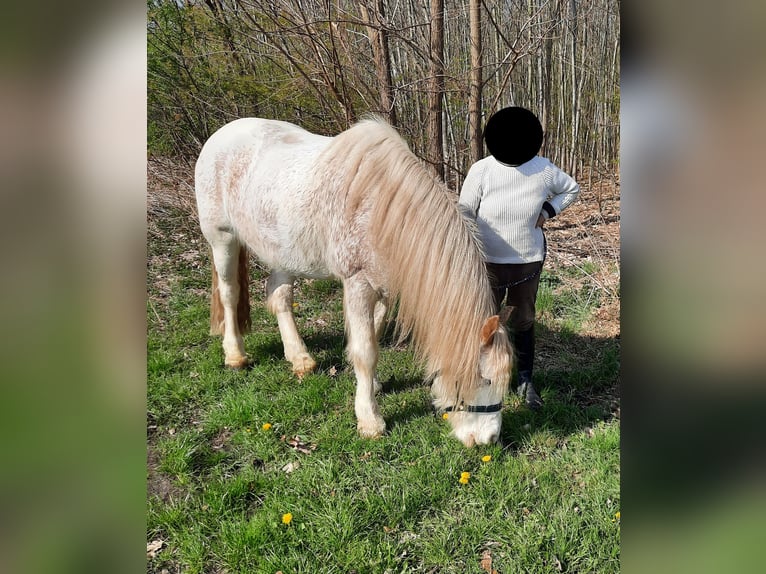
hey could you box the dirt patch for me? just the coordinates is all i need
[581,297,621,339]
[147,445,184,503]
[210,427,233,452]
[544,174,620,338]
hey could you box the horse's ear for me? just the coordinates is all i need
[481,315,500,347]
[499,306,513,325]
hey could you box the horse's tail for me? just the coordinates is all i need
[209,244,252,336]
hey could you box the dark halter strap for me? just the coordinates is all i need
[443,402,504,414]
[431,371,504,414]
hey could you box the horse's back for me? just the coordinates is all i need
[196,118,327,179]
[195,118,335,277]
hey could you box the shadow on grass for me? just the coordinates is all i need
[245,337,284,366]
[242,331,346,371]
[240,319,619,449]
[375,319,620,444]
[500,322,620,450]
[384,393,435,431]
[381,374,426,395]
[300,332,347,377]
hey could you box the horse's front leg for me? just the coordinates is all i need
[266,271,316,377]
[344,276,386,438]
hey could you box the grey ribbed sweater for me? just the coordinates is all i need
[459,155,580,264]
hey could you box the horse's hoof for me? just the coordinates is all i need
[357,418,386,439]
[225,356,251,370]
[291,354,317,378]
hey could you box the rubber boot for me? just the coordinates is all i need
[514,327,543,410]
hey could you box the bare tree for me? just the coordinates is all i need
[149,0,620,186]
[427,0,445,179]
[359,1,397,125]
[568,0,580,174]
[468,0,483,165]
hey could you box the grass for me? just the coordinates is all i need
[147,207,620,574]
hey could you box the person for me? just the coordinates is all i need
[459,107,580,410]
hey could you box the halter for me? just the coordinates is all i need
[439,376,504,414]
[443,402,503,414]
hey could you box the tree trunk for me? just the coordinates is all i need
[360,0,397,126]
[428,0,445,179]
[568,0,578,175]
[468,0,483,165]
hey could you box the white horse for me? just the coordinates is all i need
[194,117,513,446]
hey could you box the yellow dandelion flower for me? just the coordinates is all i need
[459,476,469,485]
[262,423,272,431]
[281,513,293,525]
[442,413,449,420]
[615,511,620,519]
[481,455,492,462]
[460,472,471,479]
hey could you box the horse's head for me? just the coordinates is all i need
[432,310,513,447]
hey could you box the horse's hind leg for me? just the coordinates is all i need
[208,231,250,369]
[266,271,317,377]
[344,275,386,438]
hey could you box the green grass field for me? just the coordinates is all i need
[147,204,620,573]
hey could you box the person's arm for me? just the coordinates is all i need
[458,162,485,218]
[541,163,580,221]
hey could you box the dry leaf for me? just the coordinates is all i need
[146,539,164,559]
[328,365,338,377]
[553,555,563,572]
[281,461,300,473]
[480,549,493,573]
[284,435,317,454]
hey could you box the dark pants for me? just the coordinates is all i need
[486,261,543,385]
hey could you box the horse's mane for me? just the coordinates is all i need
[320,116,502,404]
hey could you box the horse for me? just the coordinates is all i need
[194,116,513,446]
